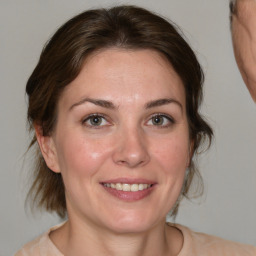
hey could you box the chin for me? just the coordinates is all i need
[102,209,164,234]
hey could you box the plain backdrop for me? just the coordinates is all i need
[1,0,256,255]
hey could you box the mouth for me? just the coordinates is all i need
[102,183,153,192]
[100,180,156,201]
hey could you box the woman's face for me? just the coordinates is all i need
[44,48,191,233]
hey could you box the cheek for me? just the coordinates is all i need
[55,134,113,177]
[151,136,189,176]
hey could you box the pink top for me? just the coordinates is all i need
[15,222,256,256]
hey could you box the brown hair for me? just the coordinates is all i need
[26,5,213,218]
[229,0,237,23]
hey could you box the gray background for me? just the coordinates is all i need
[1,0,256,255]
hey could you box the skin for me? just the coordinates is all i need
[36,48,192,256]
[231,0,256,102]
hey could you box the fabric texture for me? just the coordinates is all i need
[15,222,256,256]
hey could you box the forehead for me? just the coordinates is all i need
[60,48,186,108]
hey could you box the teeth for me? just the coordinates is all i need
[115,183,122,190]
[139,184,144,191]
[123,184,131,191]
[103,183,152,192]
[131,184,138,192]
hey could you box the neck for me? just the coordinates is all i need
[50,218,183,256]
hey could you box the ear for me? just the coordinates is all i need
[34,124,60,173]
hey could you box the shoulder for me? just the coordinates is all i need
[171,223,256,256]
[14,223,65,256]
[190,230,256,255]
[14,235,43,256]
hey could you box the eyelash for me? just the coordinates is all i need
[81,113,175,129]
[81,113,110,128]
[146,113,175,128]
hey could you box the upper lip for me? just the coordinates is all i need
[100,178,156,184]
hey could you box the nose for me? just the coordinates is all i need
[112,127,150,168]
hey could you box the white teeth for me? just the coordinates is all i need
[123,184,131,191]
[138,184,144,191]
[131,184,139,192]
[103,183,152,192]
[115,183,122,190]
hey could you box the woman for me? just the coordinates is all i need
[15,5,256,256]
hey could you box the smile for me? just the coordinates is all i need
[103,183,152,192]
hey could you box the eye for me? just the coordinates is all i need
[146,114,174,127]
[82,114,110,128]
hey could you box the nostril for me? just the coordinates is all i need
[112,133,150,168]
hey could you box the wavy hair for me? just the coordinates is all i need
[26,5,213,218]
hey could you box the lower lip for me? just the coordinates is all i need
[102,185,155,201]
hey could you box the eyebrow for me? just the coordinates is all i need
[69,98,117,111]
[145,98,183,112]
[69,97,183,112]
